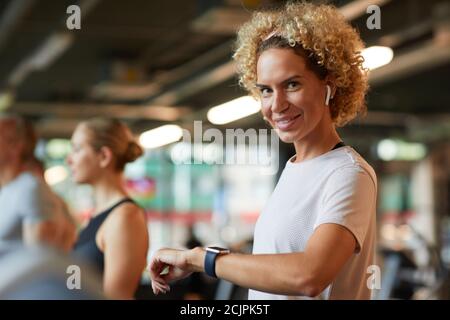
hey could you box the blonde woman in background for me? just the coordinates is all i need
[68,118,149,299]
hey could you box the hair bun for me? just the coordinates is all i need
[123,140,143,163]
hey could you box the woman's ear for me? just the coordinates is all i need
[98,146,114,169]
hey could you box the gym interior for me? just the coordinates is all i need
[0,0,449,300]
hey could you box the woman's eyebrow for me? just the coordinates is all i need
[281,75,303,83]
[256,75,303,87]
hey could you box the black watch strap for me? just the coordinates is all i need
[204,247,229,278]
[204,250,218,278]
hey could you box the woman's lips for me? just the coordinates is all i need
[274,114,302,131]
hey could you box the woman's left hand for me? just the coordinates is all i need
[148,247,204,295]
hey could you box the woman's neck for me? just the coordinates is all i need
[292,115,341,163]
[91,172,128,215]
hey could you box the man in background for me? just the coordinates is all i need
[0,113,76,251]
[25,155,77,252]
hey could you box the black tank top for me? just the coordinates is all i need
[73,198,135,275]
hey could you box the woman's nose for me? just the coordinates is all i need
[271,91,289,113]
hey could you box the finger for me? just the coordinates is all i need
[157,248,183,266]
[149,258,164,274]
[156,281,170,292]
[152,270,168,284]
[151,284,159,295]
[149,260,168,280]
[152,278,168,288]
[152,279,170,293]
[158,253,177,265]
[152,281,166,295]
[151,281,159,295]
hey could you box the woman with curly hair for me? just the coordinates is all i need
[149,2,377,300]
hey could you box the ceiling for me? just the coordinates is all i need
[0,0,449,144]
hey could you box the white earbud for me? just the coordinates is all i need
[325,85,331,106]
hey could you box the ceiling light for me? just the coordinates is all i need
[45,165,68,185]
[377,139,397,161]
[207,96,261,125]
[139,125,183,149]
[362,46,394,70]
[30,33,74,70]
[377,139,427,161]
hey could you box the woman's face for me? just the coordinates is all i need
[67,125,102,184]
[256,48,331,144]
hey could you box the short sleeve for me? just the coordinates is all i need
[19,175,53,224]
[314,165,376,253]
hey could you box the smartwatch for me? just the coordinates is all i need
[204,246,230,278]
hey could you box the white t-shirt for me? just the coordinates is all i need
[249,146,377,300]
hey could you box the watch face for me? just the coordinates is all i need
[206,246,230,254]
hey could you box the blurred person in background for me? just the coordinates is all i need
[149,2,377,300]
[24,155,77,252]
[0,242,104,299]
[68,118,148,299]
[0,114,73,251]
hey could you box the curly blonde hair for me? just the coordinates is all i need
[233,1,368,127]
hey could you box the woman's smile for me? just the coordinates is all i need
[273,113,303,131]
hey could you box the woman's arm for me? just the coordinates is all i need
[215,223,355,296]
[102,204,149,299]
[150,223,355,297]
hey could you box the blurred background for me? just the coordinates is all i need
[0,0,449,299]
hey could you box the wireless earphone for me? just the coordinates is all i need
[325,85,332,106]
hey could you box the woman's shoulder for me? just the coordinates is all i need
[108,201,144,221]
[107,201,145,225]
[325,147,374,172]
[326,147,377,189]
[343,148,376,180]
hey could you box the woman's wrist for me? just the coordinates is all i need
[188,246,206,272]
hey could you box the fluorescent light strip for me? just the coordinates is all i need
[207,96,261,125]
[139,124,183,149]
[362,46,394,70]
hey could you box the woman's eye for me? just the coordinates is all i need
[286,81,300,90]
[259,87,272,96]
